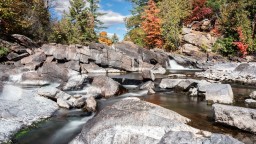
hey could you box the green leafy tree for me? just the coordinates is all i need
[0,0,50,41]
[159,0,191,50]
[218,0,255,54]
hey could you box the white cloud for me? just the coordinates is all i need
[99,10,129,27]
[51,0,129,27]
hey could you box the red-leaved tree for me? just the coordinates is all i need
[141,0,163,49]
[185,0,213,24]
[233,27,248,57]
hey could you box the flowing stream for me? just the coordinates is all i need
[3,69,255,144]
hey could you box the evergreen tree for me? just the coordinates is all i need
[111,33,119,43]
[88,0,105,31]
[159,0,191,50]
[141,0,163,48]
[68,0,96,44]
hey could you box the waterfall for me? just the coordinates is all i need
[167,59,189,70]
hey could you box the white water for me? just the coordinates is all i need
[50,114,94,143]
[119,90,149,97]
[166,59,190,70]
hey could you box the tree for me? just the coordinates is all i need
[68,0,96,44]
[218,0,254,52]
[88,0,105,31]
[159,0,191,50]
[111,33,119,43]
[141,0,163,48]
[185,0,213,24]
[0,0,51,41]
[98,31,112,46]
[125,0,160,46]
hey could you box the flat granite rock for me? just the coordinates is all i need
[213,104,256,133]
[0,85,58,143]
[70,97,242,144]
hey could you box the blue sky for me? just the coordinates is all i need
[52,0,132,40]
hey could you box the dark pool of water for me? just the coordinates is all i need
[142,89,256,144]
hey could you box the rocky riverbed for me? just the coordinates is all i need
[1,37,256,143]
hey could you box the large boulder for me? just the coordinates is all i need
[213,104,256,133]
[20,52,46,65]
[11,34,38,48]
[38,63,69,82]
[141,70,155,81]
[0,85,58,143]
[63,61,81,72]
[159,79,183,89]
[91,76,127,98]
[198,83,234,104]
[81,63,106,73]
[62,74,87,90]
[159,131,242,144]
[183,32,215,49]
[71,97,241,144]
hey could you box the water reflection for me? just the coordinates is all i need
[142,92,256,144]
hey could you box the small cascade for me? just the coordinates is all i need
[166,59,190,70]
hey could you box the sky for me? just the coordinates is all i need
[51,0,132,40]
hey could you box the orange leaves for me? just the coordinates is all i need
[141,0,163,49]
[98,31,112,46]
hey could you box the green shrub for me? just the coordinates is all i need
[213,37,237,56]
[0,47,9,57]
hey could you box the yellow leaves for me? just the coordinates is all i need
[98,31,113,46]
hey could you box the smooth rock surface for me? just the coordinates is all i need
[71,98,241,144]
[213,104,256,133]
[62,74,87,90]
[199,84,233,104]
[92,76,127,98]
[0,85,58,143]
[159,131,242,144]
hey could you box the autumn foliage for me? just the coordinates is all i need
[185,0,212,24]
[233,27,248,57]
[141,0,163,49]
[98,31,112,46]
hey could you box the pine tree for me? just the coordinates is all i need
[88,0,105,31]
[68,0,96,44]
[141,0,163,49]
[159,0,191,50]
[111,33,119,43]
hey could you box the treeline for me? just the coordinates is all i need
[0,0,119,45]
[125,0,256,56]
